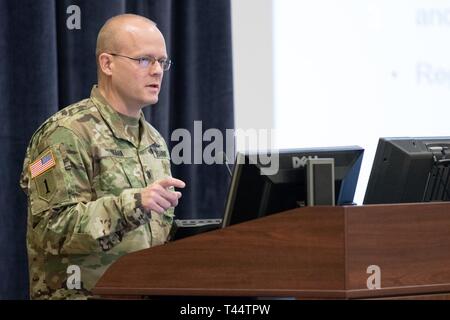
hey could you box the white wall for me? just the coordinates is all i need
[231,0,274,151]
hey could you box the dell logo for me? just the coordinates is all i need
[292,156,318,168]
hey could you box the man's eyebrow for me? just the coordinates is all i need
[140,53,168,59]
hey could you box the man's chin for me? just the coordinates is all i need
[141,97,159,107]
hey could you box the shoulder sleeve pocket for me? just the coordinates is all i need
[28,145,71,216]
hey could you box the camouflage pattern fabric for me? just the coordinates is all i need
[20,86,175,299]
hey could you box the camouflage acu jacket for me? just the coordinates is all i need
[20,86,175,299]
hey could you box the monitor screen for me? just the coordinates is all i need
[364,137,450,205]
[222,146,364,227]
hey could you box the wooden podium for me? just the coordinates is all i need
[93,202,450,299]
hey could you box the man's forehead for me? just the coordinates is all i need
[118,23,160,42]
[116,24,166,55]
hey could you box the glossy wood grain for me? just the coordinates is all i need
[93,202,450,299]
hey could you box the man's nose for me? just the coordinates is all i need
[149,61,164,75]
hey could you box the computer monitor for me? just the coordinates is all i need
[222,146,364,227]
[364,137,450,205]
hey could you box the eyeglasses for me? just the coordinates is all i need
[108,53,172,71]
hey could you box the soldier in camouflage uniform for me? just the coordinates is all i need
[19,14,185,299]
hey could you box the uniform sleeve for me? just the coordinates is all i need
[22,126,152,255]
[148,129,176,245]
[149,160,175,245]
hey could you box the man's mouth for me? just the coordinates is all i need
[146,84,160,89]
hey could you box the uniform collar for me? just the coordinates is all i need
[90,85,155,149]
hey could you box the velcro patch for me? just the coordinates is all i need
[29,150,56,179]
[149,143,168,158]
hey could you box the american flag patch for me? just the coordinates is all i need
[29,151,56,179]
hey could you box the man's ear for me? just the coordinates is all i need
[98,53,113,76]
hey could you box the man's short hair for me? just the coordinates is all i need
[95,14,157,73]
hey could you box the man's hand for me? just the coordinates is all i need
[141,177,186,214]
